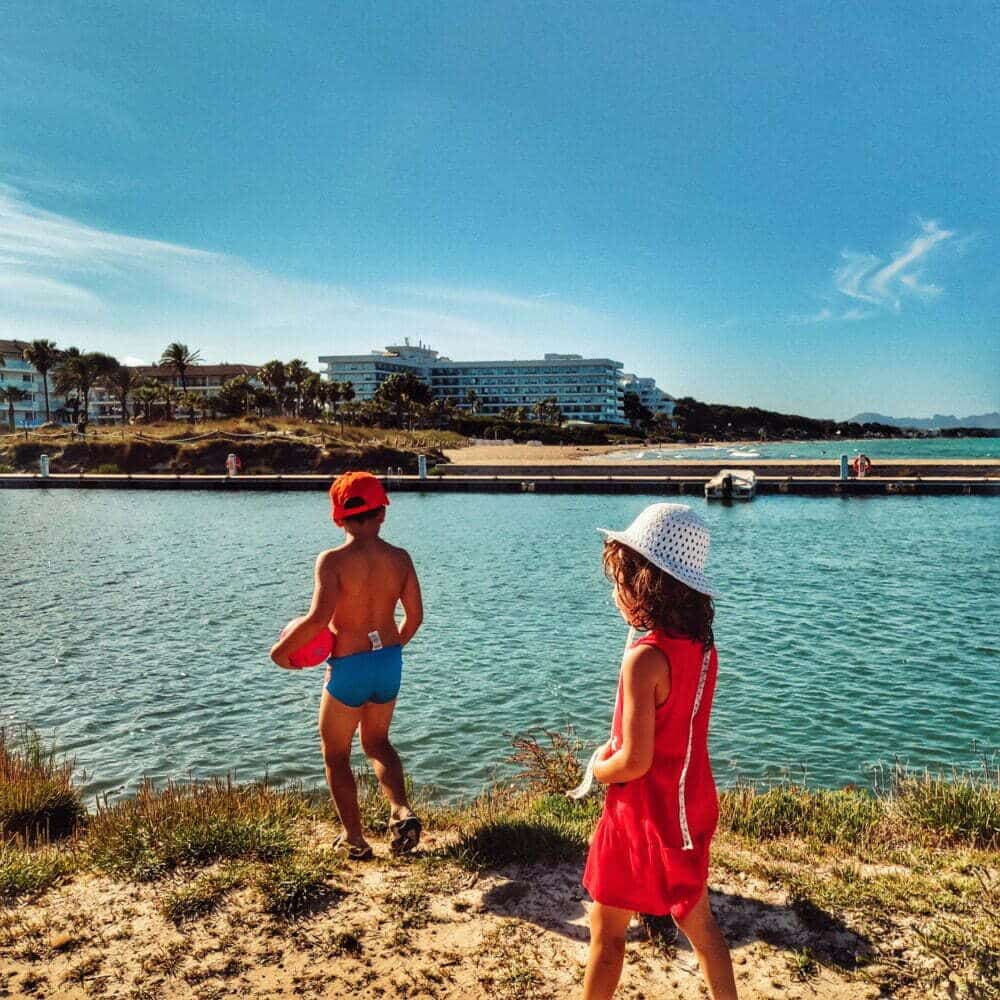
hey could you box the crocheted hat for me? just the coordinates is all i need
[598,503,716,596]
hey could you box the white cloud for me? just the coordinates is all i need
[800,219,959,323]
[0,184,630,364]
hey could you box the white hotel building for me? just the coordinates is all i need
[620,372,676,418]
[319,343,629,424]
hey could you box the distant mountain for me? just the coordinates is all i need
[848,411,1000,430]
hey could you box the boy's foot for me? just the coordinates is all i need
[334,835,374,862]
[388,814,422,855]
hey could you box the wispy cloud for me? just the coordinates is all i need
[0,184,627,364]
[796,218,959,323]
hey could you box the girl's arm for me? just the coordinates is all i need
[397,554,424,646]
[593,644,669,784]
[269,552,338,669]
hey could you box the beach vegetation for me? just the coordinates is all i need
[0,843,74,902]
[158,864,247,923]
[86,777,302,880]
[887,764,999,849]
[0,726,85,842]
[256,850,339,917]
[505,729,585,794]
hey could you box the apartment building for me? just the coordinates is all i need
[620,372,675,418]
[319,342,627,424]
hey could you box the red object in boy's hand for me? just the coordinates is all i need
[280,617,334,668]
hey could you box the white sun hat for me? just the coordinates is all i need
[598,503,717,597]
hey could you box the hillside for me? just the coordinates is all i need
[848,411,1000,431]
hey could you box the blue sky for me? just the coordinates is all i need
[2,1,997,419]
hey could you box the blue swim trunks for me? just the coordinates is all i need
[325,645,403,707]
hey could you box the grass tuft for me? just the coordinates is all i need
[505,729,586,795]
[86,777,304,880]
[0,843,73,902]
[718,783,881,845]
[0,727,85,842]
[256,851,338,917]
[159,865,246,923]
[889,766,999,849]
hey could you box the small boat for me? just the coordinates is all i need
[705,468,757,501]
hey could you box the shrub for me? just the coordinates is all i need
[0,727,85,842]
[94,463,121,474]
[505,730,585,795]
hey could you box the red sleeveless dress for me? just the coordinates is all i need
[582,631,719,919]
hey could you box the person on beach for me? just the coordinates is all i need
[582,504,738,1000]
[270,471,424,860]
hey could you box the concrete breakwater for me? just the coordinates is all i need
[2,465,997,495]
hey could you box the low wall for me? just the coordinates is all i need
[439,460,1000,479]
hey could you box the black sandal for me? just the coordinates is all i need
[335,836,374,862]
[388,815,422,855]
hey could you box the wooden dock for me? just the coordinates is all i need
[2,471,997,495]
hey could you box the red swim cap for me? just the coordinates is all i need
[329,471,390,524]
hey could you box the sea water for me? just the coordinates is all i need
[603,436,1000,462]
[2,490,997,800]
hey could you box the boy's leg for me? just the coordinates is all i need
[583,902,632,1000]
[358,699,414,821]
[318,690,367,848]
[673,888,739,1000]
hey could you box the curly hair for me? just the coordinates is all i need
[602,539,714,645]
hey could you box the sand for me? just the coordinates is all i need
[1,820,907,999]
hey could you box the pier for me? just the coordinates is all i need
[1,463,997,496]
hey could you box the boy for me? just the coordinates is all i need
[270,471,424,859]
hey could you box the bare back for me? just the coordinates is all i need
[324,537,416,656]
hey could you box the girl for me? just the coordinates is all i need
[582,503,738,1000]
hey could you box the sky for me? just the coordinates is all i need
[1,1,998,420]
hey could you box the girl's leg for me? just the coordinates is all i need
[673,888,739,1000]
[318,690,367,848]
[359,699,414,821]
[583,902,632,1000]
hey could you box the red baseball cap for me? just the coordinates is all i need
[329,471,390,524]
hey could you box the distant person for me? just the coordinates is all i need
[76,415,88,438]
[270,472,424,860]
[581,504,737,1000]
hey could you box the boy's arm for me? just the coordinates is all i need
[269,551,338,669]
[397,553,423,646]
[593,645,666,784]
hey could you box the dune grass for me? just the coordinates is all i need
[0,727,85,842]
[86,777,306,880]
[0,843,74,902]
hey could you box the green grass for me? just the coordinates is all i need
[86,777,303,880]
[256,851,338,917]
[0,843,73,902]
[159,865,247,923]
[0,727,85,842]
[718,783,882,845]
[889,766,1000,848]
[447,791,600,868]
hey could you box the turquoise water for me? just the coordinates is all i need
[605,437,1000,461]
[2,490,998,801]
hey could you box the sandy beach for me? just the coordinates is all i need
[0,821,934,1000]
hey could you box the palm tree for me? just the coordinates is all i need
[301,372,324,420]
[159,343,202,393]
[464,388,481,414]
[22,340,58,422]
[258,360,287,413]
[1,385,29,431]
[55,350,116,423]
[285,359,310,417]
[100,362,141,425]
[134,384,158,421]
